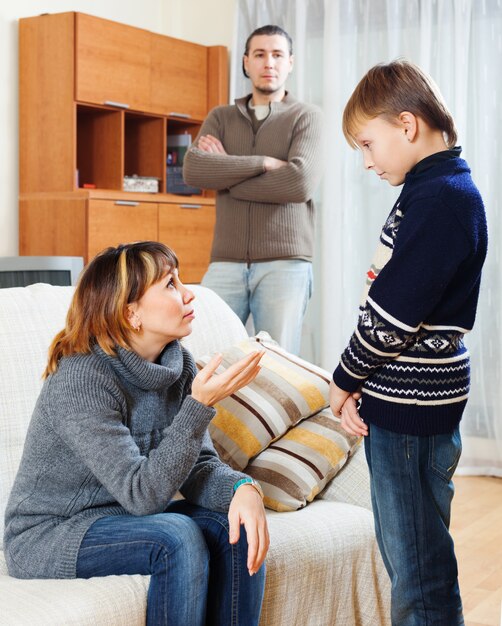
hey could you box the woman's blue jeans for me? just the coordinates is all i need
[365,422,464,626]
[76,500,266,625]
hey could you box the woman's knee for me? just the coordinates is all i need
[146,514,210,579]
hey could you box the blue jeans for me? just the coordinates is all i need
[202,260,313,355]
[76,501,265,626]
[365,423,464,626]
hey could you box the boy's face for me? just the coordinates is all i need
[355,116,417,186]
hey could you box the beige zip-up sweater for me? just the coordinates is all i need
[183,93,324,262]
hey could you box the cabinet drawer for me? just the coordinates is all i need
[76,14,151,112]
[158,203,215,283]
[88,200,158,261]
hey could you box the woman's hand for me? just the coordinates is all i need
[191,350,264,407]
[228,485,270,575]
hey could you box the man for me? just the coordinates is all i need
[183,25,323,355]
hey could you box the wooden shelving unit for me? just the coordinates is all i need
[18,11,227,282]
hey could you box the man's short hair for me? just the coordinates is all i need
[343,59,458,149]
[242,25,293,78]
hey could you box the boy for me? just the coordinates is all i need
[330,60,487,626]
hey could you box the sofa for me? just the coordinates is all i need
[0,283,390,625]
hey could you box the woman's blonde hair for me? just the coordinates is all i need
[44,241,178,377]
[342,59,457,149]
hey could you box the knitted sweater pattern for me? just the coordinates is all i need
[333,158,487,435]
[183,93,324,262]
[4,341,247,579]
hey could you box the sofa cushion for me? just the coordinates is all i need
[246,408,361,511]
[0,550,149,626]
[0,285,74,549]
[260,501,390,625]
[199,332,331,471]
[181,285,248,358]
[318,443,373,510]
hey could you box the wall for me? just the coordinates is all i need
[0,0,235,256]
[163,0,235,49]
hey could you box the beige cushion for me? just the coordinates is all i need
[0,551,149,626]
[0,285,75,549]
[181,285,248,357]
[199,332,331,471]
[261,501,391,626]
[246,409,361,511]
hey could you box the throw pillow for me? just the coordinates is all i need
[246,409,361,512]
[198,332,331,471]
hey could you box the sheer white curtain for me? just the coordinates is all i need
[232,0,502,476]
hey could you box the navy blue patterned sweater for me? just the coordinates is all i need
[332,154,487,435]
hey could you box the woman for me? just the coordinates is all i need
[4,241,269,625]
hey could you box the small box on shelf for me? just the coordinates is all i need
[123,175,160,193]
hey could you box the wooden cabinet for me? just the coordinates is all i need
[159,202,216,283]
[87,200,158,261]
[18,12,228,281]
[150,34,208,118]
[76,14,152,112]
[20,192,216,284]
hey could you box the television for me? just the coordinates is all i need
[0,256,84,289]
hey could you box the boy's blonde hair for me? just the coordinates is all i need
[44,241,178,377]
[343,59,457,149]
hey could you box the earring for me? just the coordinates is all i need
[132,317,141,333]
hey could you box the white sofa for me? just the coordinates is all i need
[0,283,390,625]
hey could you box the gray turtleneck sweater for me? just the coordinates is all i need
[4,341,248,580]
[183,93,324,263]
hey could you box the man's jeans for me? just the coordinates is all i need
[202,260,313,355]
[365,423,464,626]
[76,501,265,626]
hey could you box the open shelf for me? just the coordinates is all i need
[124,112,166,191]
[76,105,123,190]
[166,117,202,196]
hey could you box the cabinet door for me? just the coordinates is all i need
[76,13,151,112]
[158,203,215,283]
[88,200,158,261]
[20,196,87,257]
[150,35,208,119]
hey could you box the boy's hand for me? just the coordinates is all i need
[329,380,350,417]
[330,381,368,436]
[191,350,264,407]
[340,392,368,437]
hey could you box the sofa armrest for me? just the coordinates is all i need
[318,444,373,511]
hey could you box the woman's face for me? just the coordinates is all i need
[127,269,195,360]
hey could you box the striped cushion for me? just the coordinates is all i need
[246,409,361,511]
[199,332,331,471]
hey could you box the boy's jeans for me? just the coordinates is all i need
[202,260,313,355]
[76,501,265,626]
[364,422,464,626]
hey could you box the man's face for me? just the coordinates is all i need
[243,34,293,97]
[355,116,417,186]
